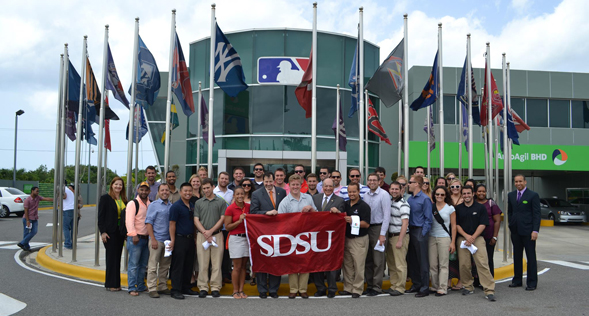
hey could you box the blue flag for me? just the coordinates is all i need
[129,36,161,109]
[499,108,521,153]
[126,106,148,143]
[214,23,248,97]
[67,61,82,113]
[348,44,359,117]
[410,51,439,111]
[83,100,97,146]
[457,57,481,125]
[461,103,469,152]
[105,44,130,108]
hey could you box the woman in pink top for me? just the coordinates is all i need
[224,187,250,299]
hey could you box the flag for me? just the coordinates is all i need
[348,43,359,117]
[481,61,504,125]
[126,106,148,143]
[104,119,111,151]
[65,110,76,141]
[86,57,119,122]
[332,98,347,151]
[410,51,439,111]
[83,108,97,145]
[171,32,195,116]
[367,98,392,145]
[129,36,161,109]
[161,103,180,143]
[365,38,404,108]
[295,50,313,118]
[461,103,469,152]
[214,23,248,97]
[511,108,530,133]
[105,44,130,108]
[67,61,83,113]
[456,57,480,125]
[423,105,435,152]
[200,95,216,144]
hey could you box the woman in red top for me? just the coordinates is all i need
[224,187,250,299]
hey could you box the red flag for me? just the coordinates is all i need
[367,99,392,145]
[295,50,313,118]
[245,212,346,275]
[104,119,112,151]
[480,62,504,126]
[511,108,530,133]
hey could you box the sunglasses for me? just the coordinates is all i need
[294,170,305,173]
[350,175,360,178]
[423,182,430,185]
[319,172,328,175]
[254,168,264,171]
[450,185,461,189]
[447,177,456,181]
[242,184,251,187]
[398,183,406,186]
[408,181,416,184]
[331,176,341,179]
[435,193,445,196]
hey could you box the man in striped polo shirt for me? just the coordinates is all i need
[385,181,411,296]
[338,168,370,201]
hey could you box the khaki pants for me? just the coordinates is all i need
[365,225,387,292]
[385,234,409,293]
[147,240,172,292]
[428,236,451,294]
[343,235,368,295]
[457,236,495,295]
[196,231,224,292]
[288,273,309,293]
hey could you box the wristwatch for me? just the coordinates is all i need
[492,237,498,241]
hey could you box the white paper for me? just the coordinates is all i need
[202,236,218,250]
[460,240,478,254]
[164,240,172,257]
[374,241,385,253]
[351,215,360,235]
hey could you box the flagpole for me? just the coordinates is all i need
[494,108,500,201]
[103,126,108,193]
[403,14,409,177]
[438,23,445,178]
[53,53,65,253]
[127,18,139,199]
[58,44,69,258]
[397,100,402,175]
[427,106,431,176]
[506,61,513,259]
[459,92,463,180]
[164,9,176,178]
[310,2,318,173]
[197,82,202,169]
[72,35,88,262]
[336,84,340,168]
[501,53,508,262]
[208,4,216,178]
[486,43,494,200]
[358,6,365,178]
[364,89,369,177]
[467,34,473,179]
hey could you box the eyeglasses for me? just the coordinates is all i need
[254,168,264,171]
[350,174,360,178]
[242,184,251,187]
[408,181,416,184]
[435,193,445,196]
[423,182,430,186]
[398,183,406,186]
[319,172,328,175]
[331,176,341,179]
[450,185,461,189]
[294,170,305,173]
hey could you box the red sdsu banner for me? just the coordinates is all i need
[245,212,346,275]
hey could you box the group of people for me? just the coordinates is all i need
[95,163,541,301]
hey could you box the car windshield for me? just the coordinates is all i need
[546,199,573,207]
[5,188,26,195]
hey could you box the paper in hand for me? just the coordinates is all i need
[460,240,478,254]
[164,240,172,257]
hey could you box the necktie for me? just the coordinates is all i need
[269,190,276,209]
[322,196,328,211]
[517,191,522,203]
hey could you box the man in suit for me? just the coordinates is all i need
[508,174,541,291]
[311,178,345,298]
[250,171,286,298]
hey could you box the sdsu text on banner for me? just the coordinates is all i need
[245,212,346,275]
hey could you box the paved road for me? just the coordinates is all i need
[1,211,589,315]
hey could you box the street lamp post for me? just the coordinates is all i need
[13,110,25,188]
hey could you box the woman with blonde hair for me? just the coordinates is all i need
[189,174,203,203]
[449,179,463,206]
[422,177,432,202]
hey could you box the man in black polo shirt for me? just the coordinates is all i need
[336,183,370,298]
[455,185,497,302]
[168,183,198,300]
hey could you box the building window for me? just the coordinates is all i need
[571,100,589,128]
[510,98,526,122]
[549,100,570,128]
[526,99,548,127]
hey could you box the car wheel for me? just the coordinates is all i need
[548,213,555,221]
[0,205,9,218]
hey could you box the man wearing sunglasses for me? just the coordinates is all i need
[252,163,265,190]
[331,170,343,196]
[316,167,330,193]
[395,175,411,201]
[338,168,369,201]
[285,164,309,194]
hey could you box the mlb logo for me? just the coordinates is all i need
[257,57,309,85]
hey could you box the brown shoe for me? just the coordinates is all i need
[300,292,309,299]
[288,293,296,299]
[149,291,160,298]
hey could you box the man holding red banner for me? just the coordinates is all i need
[277,174,317,299]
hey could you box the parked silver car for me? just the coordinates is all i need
[540,198,587,223]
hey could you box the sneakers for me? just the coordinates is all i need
[149,291,160,298]
[486,294,496,301]
[157,289,171,295]
[389,290,403,296]
[462,289,474,295]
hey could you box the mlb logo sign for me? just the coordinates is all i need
[257,57,309,85]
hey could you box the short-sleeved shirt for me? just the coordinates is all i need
[23,195,43,220]
[430,203,455,238]
[224,202,250,235]
[338,184,370,201]
[145,199,172,242]
[277,193,317,214]
[390,198,410,234]
[481,199,502,240]
[194,196,227,230]
[344,199,371,238]
[63,187,75,210]
[135,181,160,202]
[455,202,489,236]
[213,186,233,206]
[169,199,195,235]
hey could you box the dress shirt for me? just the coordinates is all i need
[145,198,172,242]
[317,181,324,193]
[407,190,433,236]
[277,193,317,214]
[363,187,391,236]
[320,193,333,211]
[213,186,233,206]
[338,184,370,201]
[517,187,527,202]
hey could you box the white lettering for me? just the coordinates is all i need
[215,42,242,83]
[310,231,334,252]
[256,231,334,257]
[273,234,297,257]
[257,235,273,257]
[295,232,311,255]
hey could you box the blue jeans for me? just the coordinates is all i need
[63,210,73,249]
[127,236,149,292]
[20,218,38,250]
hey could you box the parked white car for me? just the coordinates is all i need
[0,187,30,218]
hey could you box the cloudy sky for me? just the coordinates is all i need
[0,0,586,176]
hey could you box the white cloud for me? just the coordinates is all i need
[511,0,531,12]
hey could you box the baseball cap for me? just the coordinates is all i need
[139,181,150,188]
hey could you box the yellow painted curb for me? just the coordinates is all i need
[39,204,96,211]
[541,219,554,227]
[494,259,527,280]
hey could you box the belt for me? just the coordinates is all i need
[409,225,422,229]
[233,233,246,237]
[199,230,221,235]
[388,232,401,237]
[176,234,194,239]
[371,223,382,226]
[138,235,149,240]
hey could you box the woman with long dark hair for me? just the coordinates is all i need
[428,186,456,296]
[224,187,250,299]
[240,178,254,204]
[98,177,128,291]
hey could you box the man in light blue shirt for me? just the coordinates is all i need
[338,168,369,201]
[145,184,173,298]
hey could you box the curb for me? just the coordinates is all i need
[540,219,554,227]
[493,259,526,280]
[39,204,96,211]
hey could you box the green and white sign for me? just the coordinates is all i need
[409,141,587,171]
